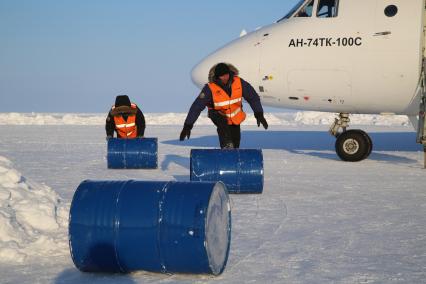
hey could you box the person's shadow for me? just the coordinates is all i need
[161,154,190,171]
[160,154,191,181]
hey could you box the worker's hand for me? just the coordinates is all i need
[106,135,113,141]
[179,124,192,141]
[254,112,268,129]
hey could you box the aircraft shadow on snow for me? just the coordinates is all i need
[163,130,423,163]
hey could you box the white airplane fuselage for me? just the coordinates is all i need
[191,0,426,116]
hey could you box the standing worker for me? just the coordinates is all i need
[106,95,146,139]
[179,63,268,148]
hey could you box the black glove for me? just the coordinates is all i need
[106,135,113,141]
[254,112,268,129]
[179,124,193,141]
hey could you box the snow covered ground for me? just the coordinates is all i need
[0,112,425,283]
[0,111,412,126]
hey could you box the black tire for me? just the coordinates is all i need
[335,130,371,162]
[358,130,373,159]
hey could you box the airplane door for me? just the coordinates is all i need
[373,1,402,52]
[256,30,286,107]
[372,0,424,111]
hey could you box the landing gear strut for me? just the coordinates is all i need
[329,113,373,162]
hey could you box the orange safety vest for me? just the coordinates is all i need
[112,103,138,138]
[208,76,246,125]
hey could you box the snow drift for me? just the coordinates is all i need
[0,112,412,126]
[0,156,68,263]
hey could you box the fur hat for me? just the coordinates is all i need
[115,95,131,107]
[208,63,239,82]
[214,63,230,77]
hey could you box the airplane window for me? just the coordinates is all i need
[277,0,306,22]
[384,5,398,17]
[295,0,314,18]
[317,0,339,18]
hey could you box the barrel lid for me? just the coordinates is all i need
[205,182,231,275]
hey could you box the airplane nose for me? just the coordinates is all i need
[190,43,241,89]
[190,48,237,89]
[191,30,259,89]
[191,61,208,89]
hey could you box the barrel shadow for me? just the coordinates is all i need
[53,268,138,284]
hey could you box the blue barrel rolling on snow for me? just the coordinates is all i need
[190,149,264,194]
[69,180,231,275]
[107,138,157,169]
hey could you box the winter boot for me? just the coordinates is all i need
[222,142,234,149]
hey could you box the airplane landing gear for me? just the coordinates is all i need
[335,130,372,161]
[330,113,373,162]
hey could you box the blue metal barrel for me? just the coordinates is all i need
[107,138,157,169]
[69,180,231,275]
[190,149,263,194]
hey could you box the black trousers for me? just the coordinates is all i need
[208,110,241,148]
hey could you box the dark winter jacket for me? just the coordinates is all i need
[105,104,146,137]
[184,63,264,127]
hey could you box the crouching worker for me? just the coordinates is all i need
[106,95,146,139]
[180,63,268,149]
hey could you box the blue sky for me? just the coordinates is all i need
[0,0,298,113]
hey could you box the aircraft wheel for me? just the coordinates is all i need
[358,130,373,159]
[335,130,371,162]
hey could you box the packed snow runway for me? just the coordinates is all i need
[1,113,426,283]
